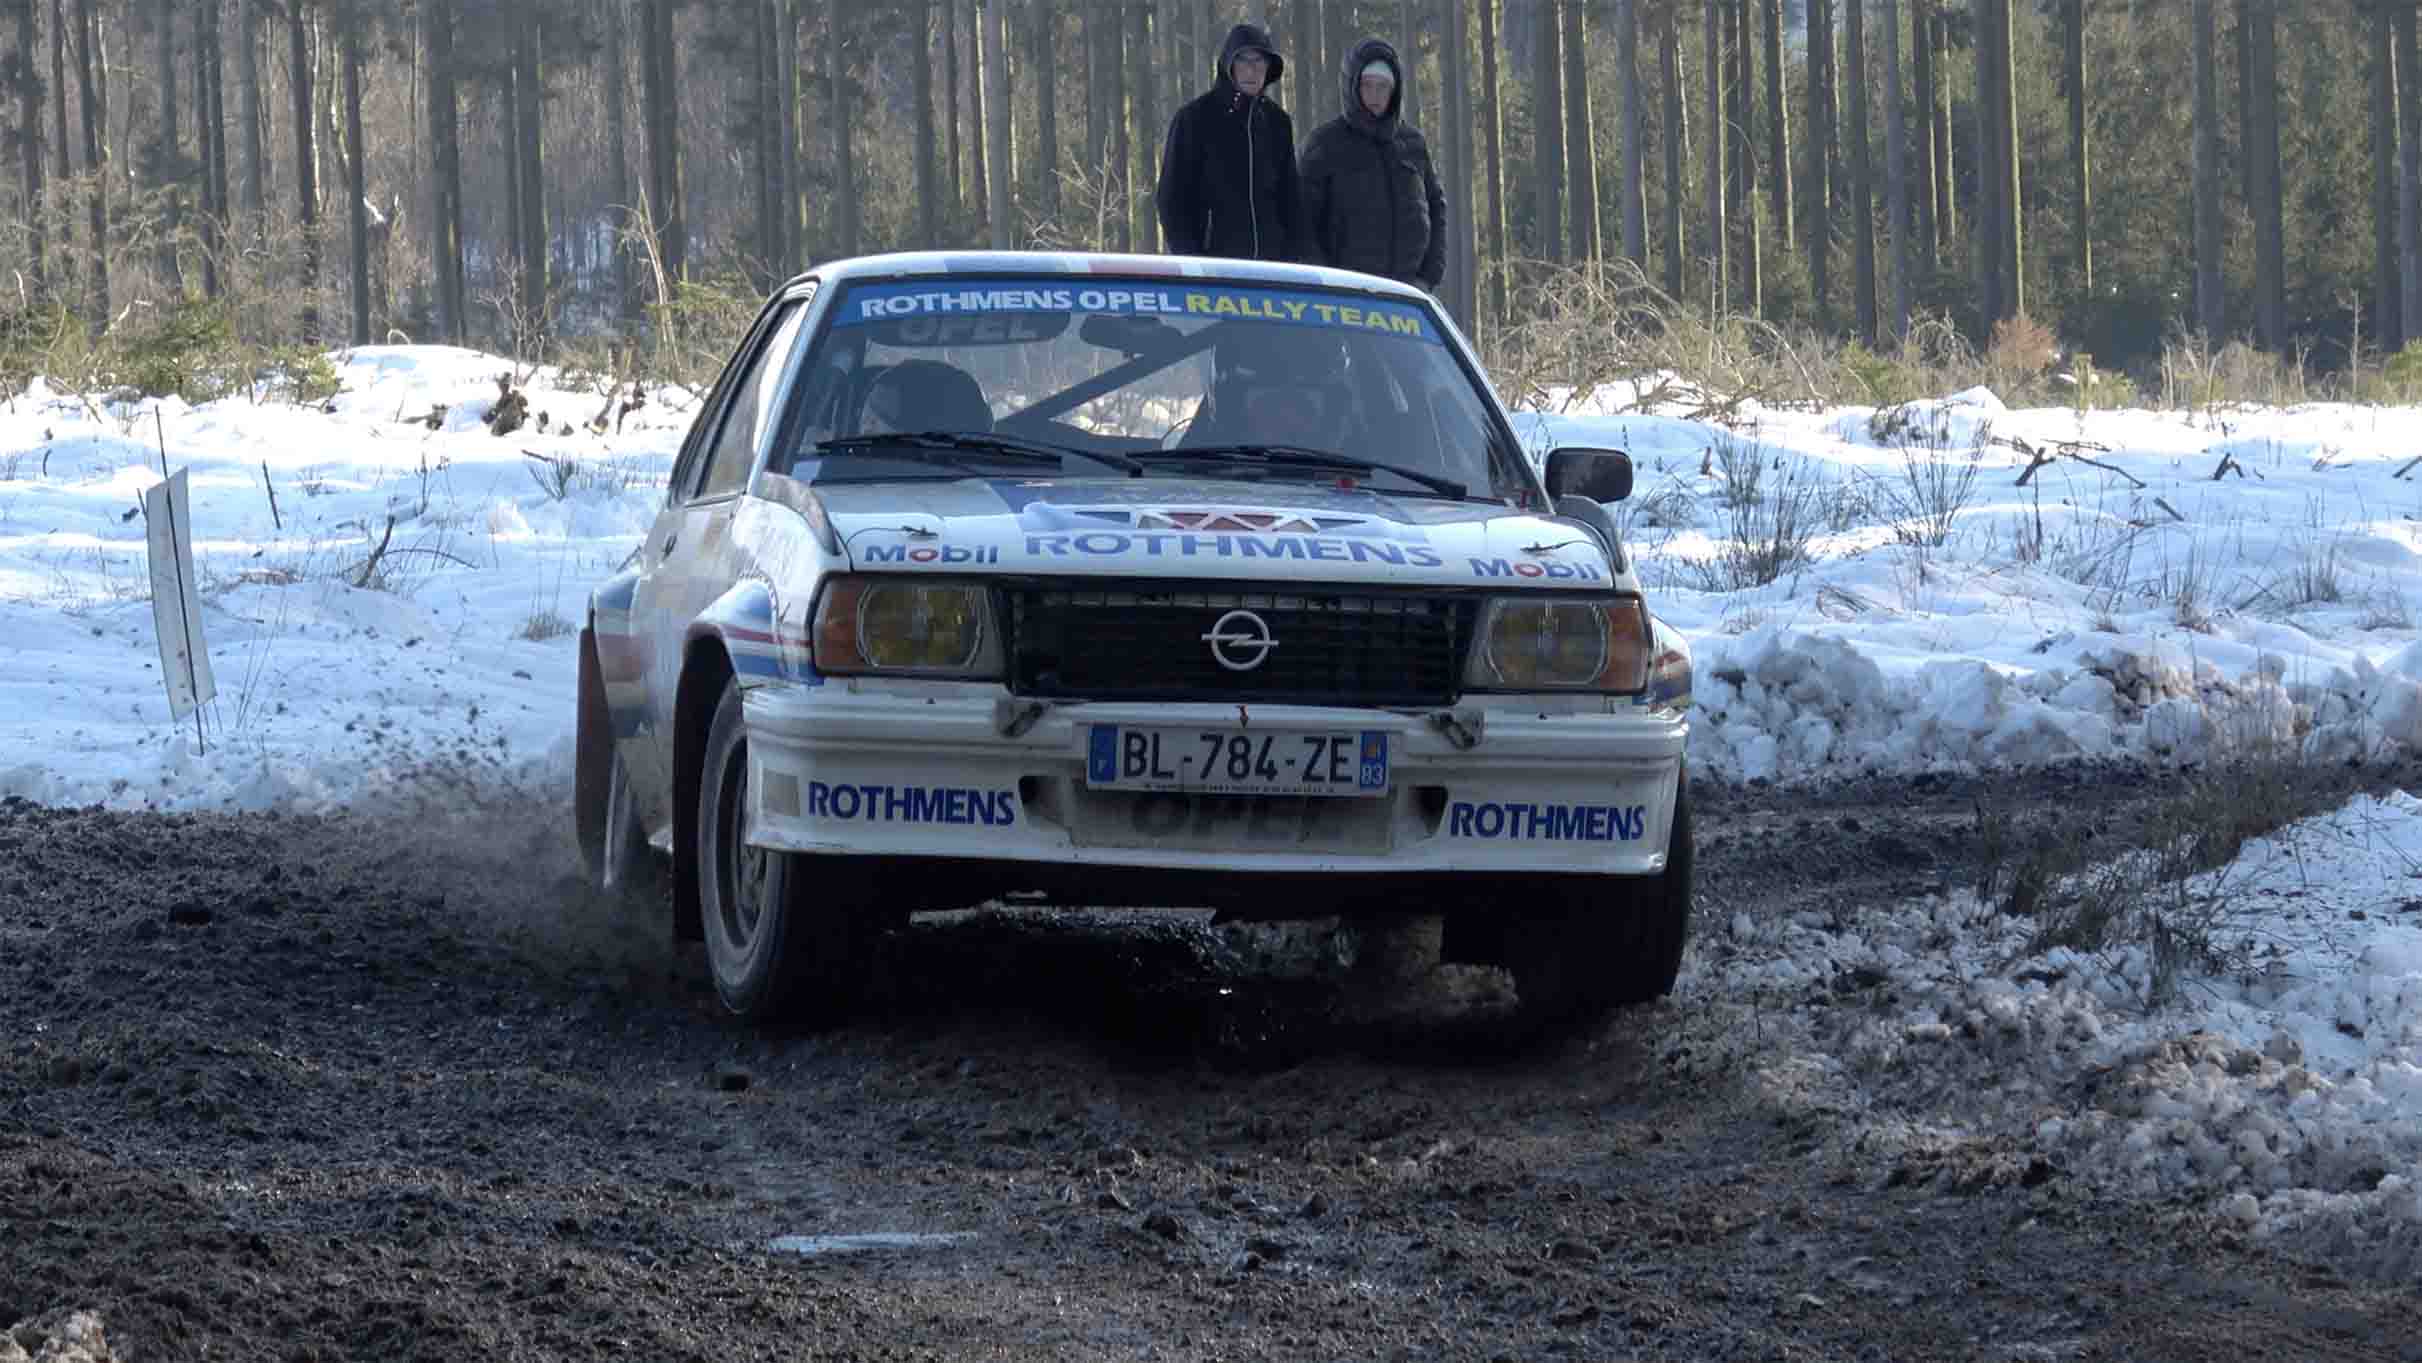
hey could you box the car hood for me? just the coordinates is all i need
[813,477,1616,589]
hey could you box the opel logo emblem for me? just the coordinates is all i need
[1202,609,1279,672]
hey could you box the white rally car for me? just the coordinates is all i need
[574,251,1693,1026]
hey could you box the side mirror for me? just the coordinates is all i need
[1543,447,1634,503]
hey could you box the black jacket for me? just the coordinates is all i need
[1297,37,1447,289]
[1154,24,1302,262]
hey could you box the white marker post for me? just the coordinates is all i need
[144,413,214,752]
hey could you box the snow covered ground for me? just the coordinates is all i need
[2,347,2418,1264]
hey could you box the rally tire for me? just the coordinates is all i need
[695,678,869,1024]
[1507,778,1694,1029]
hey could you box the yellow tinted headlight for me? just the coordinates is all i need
[811,578,1000,676]
[1468,597,1650,692]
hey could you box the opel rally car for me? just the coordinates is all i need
[575,251,1693,1026]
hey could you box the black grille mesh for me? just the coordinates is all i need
[1005,585,1474,706]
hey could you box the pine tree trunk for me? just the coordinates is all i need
[156,0,181,294]
[1660,2,1683,298]
[424,0,461,342]
[289,0,316,341]
[829,0,858,255]
[1996,0,2021,316]
[660,0,686,283]
[1763,0,1791,251]
[1808,0,1833,321]
[50,0,69,199]
[2247,0,2282,349]
[755,3,779,275]
[943,0,961,215]
[2063,0,2090,295]
[603,0,632,318]
[2193,0,2224,339]
[914,0,938,244]
[1535,0,1565,262]
[342,10,365,345]
[1127,2,1149,251]
[2234,0,2253,206]
[1563,0,1599,260]
[1882,0,1909,342]
[514,9,543,346]
[1729,0,1759,311]
[16,0,43,291]
[752,1,778,277]
[199,0,226,300]
[982,0,1010,248]
[1724,0,1749,225]
[1848,0,1875,339]
[237,0,262,244]
[969,0,990,237]
[72,0,101,332]
[1973,0,1999,325]
[1082,1,1102,206]
[1620,0,1646,270]
[2371,0,2401,350]
[1033,0,1056,223]
[1912,0,1935,264]
[1480,0,1506,316]
[1111,6,1131,252]
[1444,0,1480,327]
[775,0,800,270]
[1292,0,1316,98]
[1703,0,1724,308]
[1930,6,1953,253]
[2403,0,2422,341]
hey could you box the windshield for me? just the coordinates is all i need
[771,275,1533,504]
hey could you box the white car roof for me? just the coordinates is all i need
[786,250,1430,302]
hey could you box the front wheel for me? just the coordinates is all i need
[1505,778,1695,1028]
[695,677,870,1023]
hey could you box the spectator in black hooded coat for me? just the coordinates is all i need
[1155,24,1303,262]
[1297,37,1447,290]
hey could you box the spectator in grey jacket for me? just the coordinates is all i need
[1296,37,1446,290]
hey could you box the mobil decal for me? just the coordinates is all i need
[859,541,1002,566]
[1469,556,1605,581]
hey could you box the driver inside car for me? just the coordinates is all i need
[858,359,996,436]
[1200,330,1354,452]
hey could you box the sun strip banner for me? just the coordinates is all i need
[835,279,1437,344]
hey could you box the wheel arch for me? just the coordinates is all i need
[573,623,612,876]
[670,634,736,943]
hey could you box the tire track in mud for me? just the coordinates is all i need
[3,778,2417,1361]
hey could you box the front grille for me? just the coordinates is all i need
[1004,584,1474,706]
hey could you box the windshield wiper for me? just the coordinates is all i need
[817,430,1142,475]
[1145,444,1469,500]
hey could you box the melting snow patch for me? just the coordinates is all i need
[1691,790,2422,1275]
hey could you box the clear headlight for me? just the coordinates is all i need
[1466,595,1651,692]
[811,577,1002,677]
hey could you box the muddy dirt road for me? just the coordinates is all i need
[3,774,2417,1362]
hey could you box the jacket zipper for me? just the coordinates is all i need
[1247,97,1260,259]
[1385,134,1400,275]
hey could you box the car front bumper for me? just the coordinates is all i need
[741,683,1686,878]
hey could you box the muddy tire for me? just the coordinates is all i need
[695,678,870,1023]
[1507,779,1694,1028]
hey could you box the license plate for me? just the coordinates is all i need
[1085,726,1390,798]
